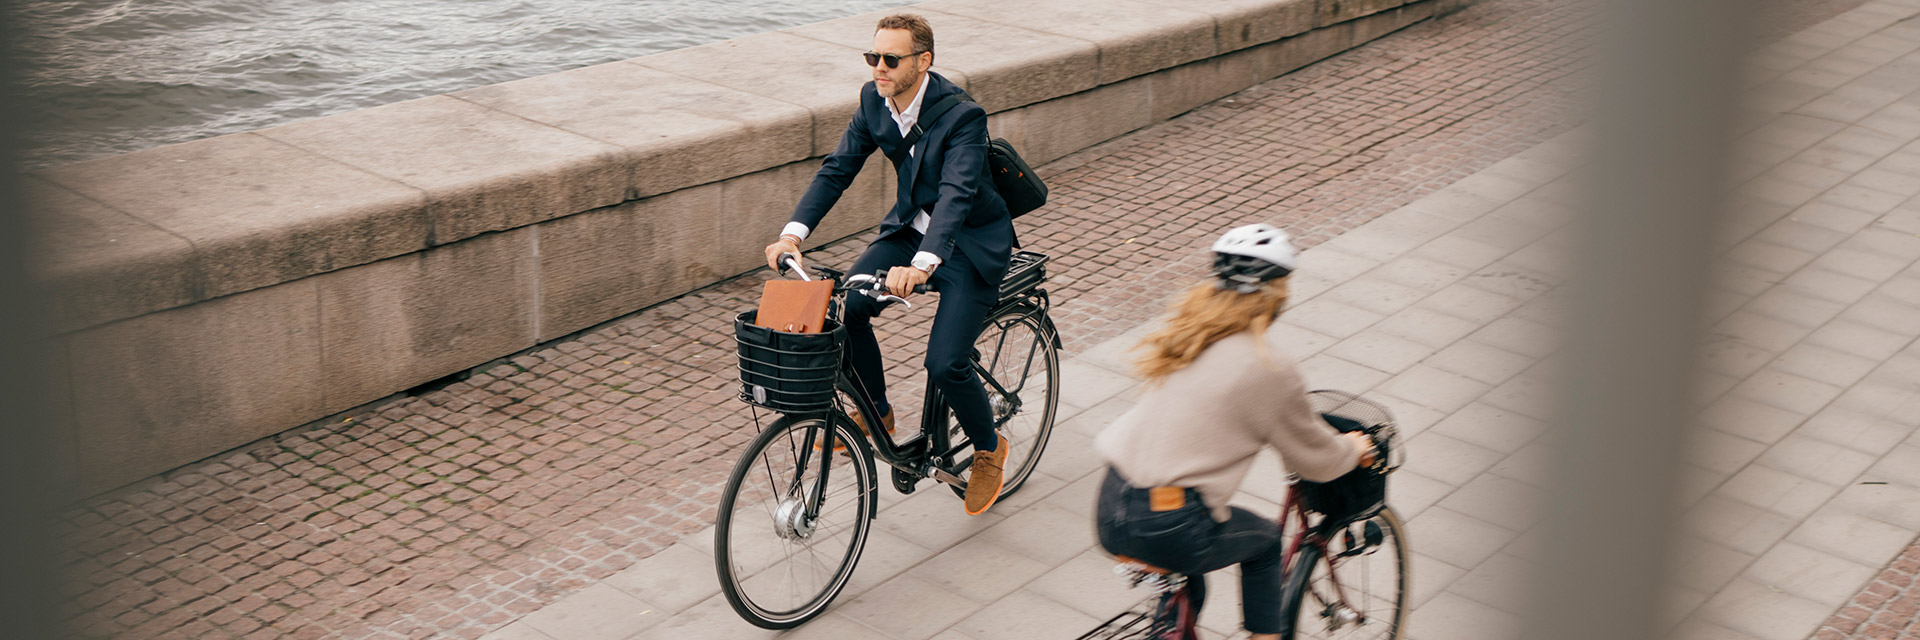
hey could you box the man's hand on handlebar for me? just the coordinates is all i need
[886,265,931,298]
[765,237,803,273]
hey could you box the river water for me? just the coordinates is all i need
[13,0,912,169]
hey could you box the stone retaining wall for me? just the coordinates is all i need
[30,0,1469,497]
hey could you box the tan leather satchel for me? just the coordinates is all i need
[754,280,833,334]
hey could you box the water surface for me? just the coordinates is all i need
[15,0,912,168]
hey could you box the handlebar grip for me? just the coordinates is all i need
[777,253,801,274]
[870,269,939,294]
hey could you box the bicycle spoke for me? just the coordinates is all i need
[718,414,876,627]
[950,309,1057,503]
[1296,512,1407,640]
[987,320,1012,372]
[1002,327,1041,396]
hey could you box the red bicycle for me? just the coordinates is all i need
[1079,390,1410,640]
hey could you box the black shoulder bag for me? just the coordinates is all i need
[907,92,1049,218]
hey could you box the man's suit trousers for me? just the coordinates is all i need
[841,230,1001,452]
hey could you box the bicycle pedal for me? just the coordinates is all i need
[1336,521,1385,558]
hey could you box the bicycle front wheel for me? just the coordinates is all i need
[715,413,877,629]
[1279,507,1410,640]
[953,305,1060,500]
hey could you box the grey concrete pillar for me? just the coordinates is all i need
[1531,0,1747,639]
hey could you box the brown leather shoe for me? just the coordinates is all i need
[963,435,1010,515]
[821,408,894,452]
[850,408,896,437]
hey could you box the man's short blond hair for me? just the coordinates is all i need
[875,13,935,62]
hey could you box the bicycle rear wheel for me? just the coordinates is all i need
[1073,583,1200,640]
[1279,507,1410,640]
[951,306,1060,499]
[715,413,877,629]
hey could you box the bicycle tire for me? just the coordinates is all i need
[1279,506,1410,640]
[950,305,1061,500]
[715,413,877,629]
[1076,606,1160,640]
[1074,579,1199,640]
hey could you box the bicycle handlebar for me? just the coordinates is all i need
[777,253,809,281]
[773,254,932,308]
[870,269,934,295]
[842,271,931,310]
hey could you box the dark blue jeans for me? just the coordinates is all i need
[1095,467,1283,634]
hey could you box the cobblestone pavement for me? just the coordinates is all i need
[1817,543,1920,640]
[51,0,1875,638]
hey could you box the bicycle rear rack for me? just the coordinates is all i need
[1115,561,1187,593]
[1073,562,1191,640]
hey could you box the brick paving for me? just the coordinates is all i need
[50,0,1876,638]
[1816,543,1920,640]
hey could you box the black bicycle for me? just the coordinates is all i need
[1079,390,1409,640]
[714,250,1063,629]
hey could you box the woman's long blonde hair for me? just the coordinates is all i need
[1134,278,1290,383]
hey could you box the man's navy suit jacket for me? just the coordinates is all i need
[789,71,1015,285]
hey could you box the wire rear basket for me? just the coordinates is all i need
[1298,390,1402,522]
[734,311,845,413]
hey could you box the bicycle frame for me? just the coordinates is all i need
[779,265,1055,520]
[1278,484,1370,631]
[834,293,1055,488]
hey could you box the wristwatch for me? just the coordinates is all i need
[910,254,939,273]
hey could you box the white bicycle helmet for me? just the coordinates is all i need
[1211,223,1298,293]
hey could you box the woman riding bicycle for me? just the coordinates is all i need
[1094,224,1375,640]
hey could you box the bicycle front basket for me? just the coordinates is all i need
[735,311,845,413]
[1296,390,1401,522]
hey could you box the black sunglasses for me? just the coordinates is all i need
[863,50,924,69]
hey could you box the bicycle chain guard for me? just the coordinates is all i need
[890,466,918,495]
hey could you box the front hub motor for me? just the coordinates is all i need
[772,498,814,540]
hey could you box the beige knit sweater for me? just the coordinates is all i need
[1094,324,1360,522]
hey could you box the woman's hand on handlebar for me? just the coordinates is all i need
[885,265,931,298]
[765,238,802,273]
[1346,432,1378,469]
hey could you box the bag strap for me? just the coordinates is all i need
[902,90,972,148]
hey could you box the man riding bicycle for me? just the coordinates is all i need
[1094,225,1376,640]
[762,13,1016,515]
